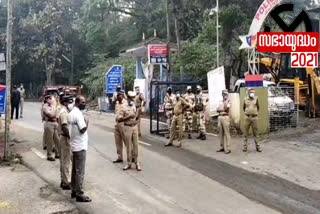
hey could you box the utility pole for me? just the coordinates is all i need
[4,0,13,160]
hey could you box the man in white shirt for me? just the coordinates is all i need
[68,95,91,202]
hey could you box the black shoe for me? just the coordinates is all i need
[71,192,76,198]
[166,135,170,139]
[76,195,92,202]
[188,134,192,139]
[256,148,262,152]
[164,143,173,147]
[196,134,203,139]
[243,148,247,152]
[61,182,71,190]
[55,155,60,159]
[43,146,47,150]
[113,159,123,163]
[201,135,206,140]
[47,157,55,161]
[216,148,225,152]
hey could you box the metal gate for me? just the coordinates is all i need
[269,86,299,132]
[149,81,198,136]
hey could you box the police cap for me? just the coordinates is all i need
[127,91,136,98]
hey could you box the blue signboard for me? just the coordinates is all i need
[106,65,123,94]
[0,85,6,113]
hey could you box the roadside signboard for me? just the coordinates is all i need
[0,53,5,71]
[0,85,6,113]
[207,67,225,116]
[148,44,168,64]
[106,65,122,94]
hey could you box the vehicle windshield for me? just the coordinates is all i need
[268,86,285,97]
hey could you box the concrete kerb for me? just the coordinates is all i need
[20,159,80,214]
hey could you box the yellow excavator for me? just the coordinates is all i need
[257,53,320,117]
[277,53,320,117]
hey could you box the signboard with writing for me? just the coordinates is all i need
[148,44,168,64]
[106,65,123,94]
[0,85,6,114]
[207,67,225,116]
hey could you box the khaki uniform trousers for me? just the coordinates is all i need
[123,125,139,165]
[20,98,24,117]
[183,110,193,133]
[136,107,142,136]
[243,115,261,149]
[114,123,126,160]
[59,135,71,185]
[195,111,206,134]
[166,110,173,134]
[44,121,60,158]
[43,123,46,149]
[218,116,231,151]
[169,114,183,145]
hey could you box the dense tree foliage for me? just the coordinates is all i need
[4,0,318,99]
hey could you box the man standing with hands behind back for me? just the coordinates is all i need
[68,95,92,202]
[243,88,262,153]
[216,90,231,154]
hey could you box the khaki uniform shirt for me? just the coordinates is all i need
[164,93,175,110]
[113,92,127,106]
[173,98,189,116]
[135,93,145,108]
[58,106,69,135]
[244,97,259,115]
[217,99,231,116]
[121,104,137,126]
[18,88,25,99]
[42,103,57,121]
[183,93,195,111]
[195,92,209,112]
[115,100,127,123]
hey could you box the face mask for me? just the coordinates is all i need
[129,100,134,106]
[79,104,86,110]
[67,103,74,111]
[249,93,255,98]
[116,88,121,92]
[187,90,191,94]
[168,90,172,95]
[196,90,200,94]
[176,94,180,99]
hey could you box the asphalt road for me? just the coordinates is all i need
[11,102,320,214]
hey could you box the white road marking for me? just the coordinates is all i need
[207,133,218,137]
[139,141,151,146]
[241,161,249,165]
[31,148,46,159]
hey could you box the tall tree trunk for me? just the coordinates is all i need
[172,3,182,81]
[70,44,74,85]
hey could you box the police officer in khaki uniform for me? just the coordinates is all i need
[216,90,231,154]
[113,90,127,163]
[195,85,208,140]
[58,95,73,190]
[134,86,145,137]
[120,91,141,171]
[112,84,122,104]
[43,95,60,161]
[18,84,25,118]
[243,88,262,152]
[164,87,175,139]
[183,86,195,139]
[165,90,189,148]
